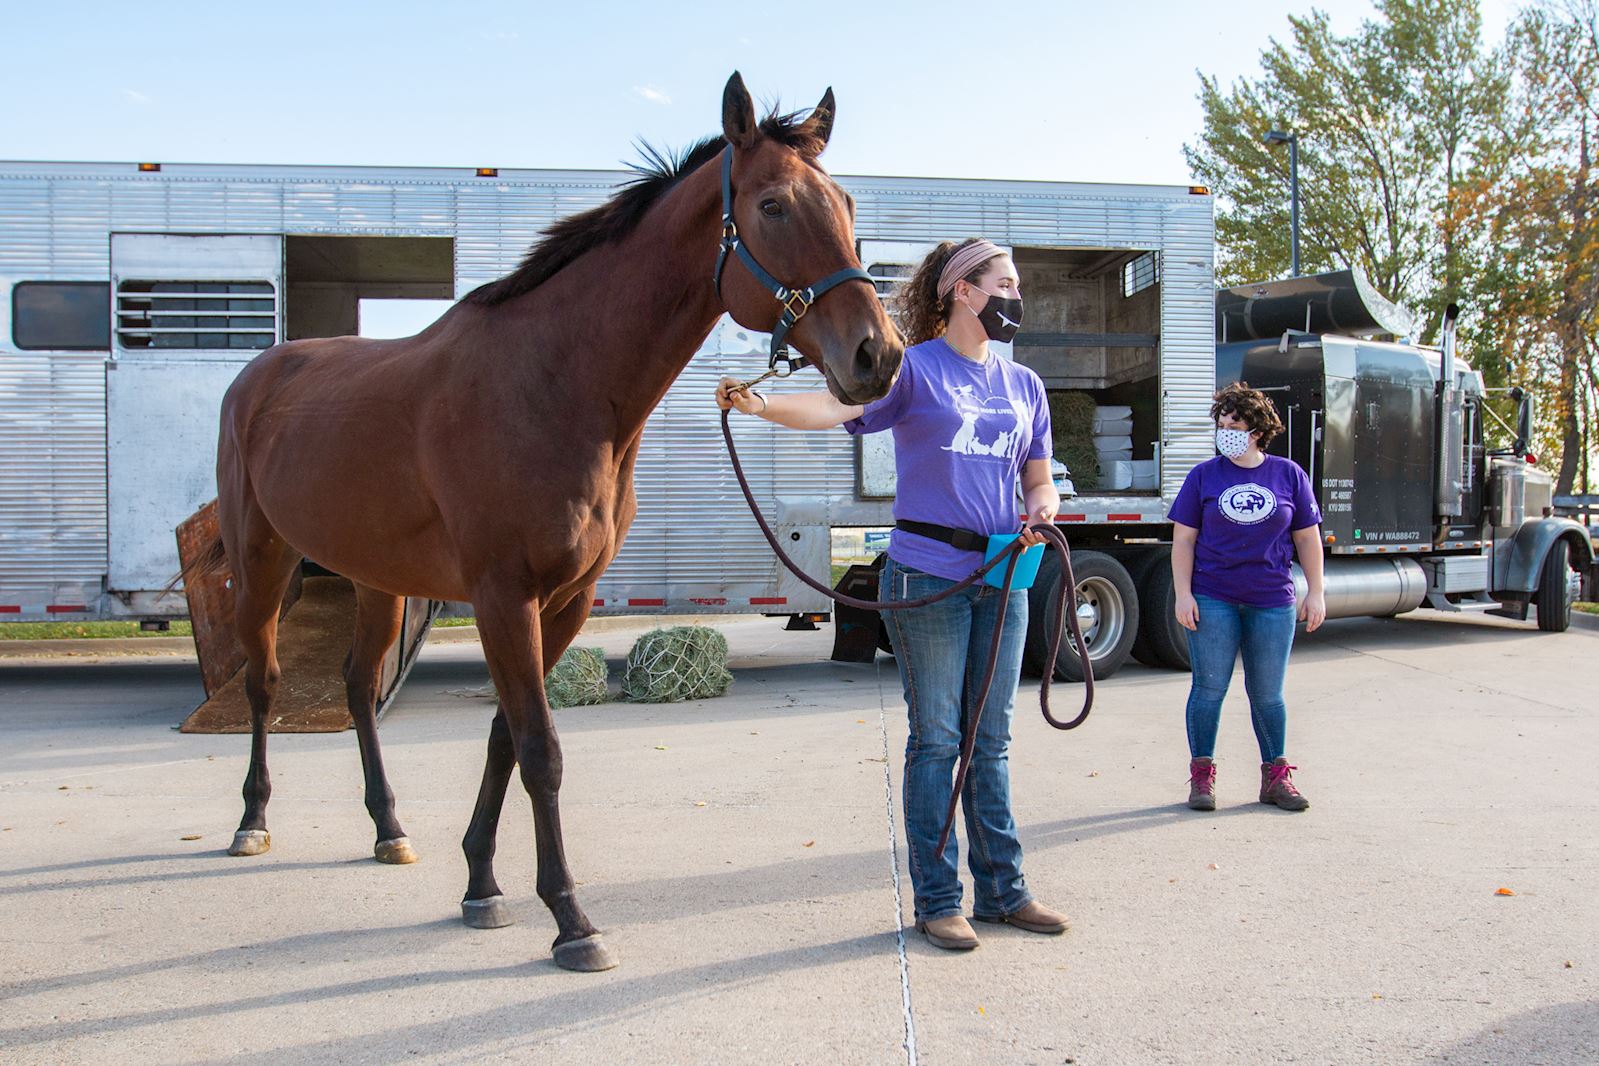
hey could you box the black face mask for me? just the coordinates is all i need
[966,287,1024,343]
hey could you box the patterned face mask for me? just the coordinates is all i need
[1215,427,1253,459]
[964,287,1024,344]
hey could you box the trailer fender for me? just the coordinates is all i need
[1498,518,1595,595]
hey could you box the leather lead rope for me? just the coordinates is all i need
[720,409,1093,858]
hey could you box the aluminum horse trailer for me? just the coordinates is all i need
[0,159,1216,677]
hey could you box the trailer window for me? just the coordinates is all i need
[12,282,111,350]
[866,262,913,302]
[1121,252,1159,298]
[115,280,276,350]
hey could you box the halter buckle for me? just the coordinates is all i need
[780,288,813,321]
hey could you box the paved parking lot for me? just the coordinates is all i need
[2,610,1596,1064]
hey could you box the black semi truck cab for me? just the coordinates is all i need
[1216,282,1593,633]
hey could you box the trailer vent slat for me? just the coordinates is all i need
[115,280,277,351]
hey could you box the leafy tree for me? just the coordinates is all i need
[1185,0,1504,333]
[1459,0,1598,492]
[1189,0,1597,491]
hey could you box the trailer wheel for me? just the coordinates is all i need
[1024,550,1138,681]
[1138,554,1192,671]
[1535,539,1575,633]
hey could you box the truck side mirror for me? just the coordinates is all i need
[1510,386,1533,457]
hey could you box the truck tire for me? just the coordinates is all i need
[1138,555,1192,671]
[1024,549,1139,682]
[1535,540,1574,633]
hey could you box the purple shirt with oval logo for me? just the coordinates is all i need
[1168,454,1322,607]
[844,338,1051,580]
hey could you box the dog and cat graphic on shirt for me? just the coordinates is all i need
[940,384,1029,461]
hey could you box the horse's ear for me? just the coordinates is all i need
[805,87,836,150]
[722,72,758,150]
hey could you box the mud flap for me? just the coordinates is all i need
[830,560,886,664]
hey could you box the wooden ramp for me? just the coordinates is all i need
[175,501,438,734]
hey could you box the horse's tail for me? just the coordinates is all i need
[161,531,230,600]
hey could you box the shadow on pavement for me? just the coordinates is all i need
[1419,1000,1599,1063]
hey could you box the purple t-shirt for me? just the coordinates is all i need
[845,338,1051,580]
[1168,454,1323,608]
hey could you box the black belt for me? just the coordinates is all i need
[895,519,990,554]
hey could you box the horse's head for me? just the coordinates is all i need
[717,73,902,405]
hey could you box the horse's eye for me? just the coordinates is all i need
[760,199,783,218]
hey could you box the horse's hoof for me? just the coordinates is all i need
[374,837,418,864]
[553,934,618,972]
[227,830,270,856]
[461,895,514,929]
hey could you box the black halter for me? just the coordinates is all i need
[712,146,875,374]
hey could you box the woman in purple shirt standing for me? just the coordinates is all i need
[1169,383,1327,813]
[716,238,1069,952]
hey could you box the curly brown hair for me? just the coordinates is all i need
[893,238,1003,345]
[1211,381,1285,449]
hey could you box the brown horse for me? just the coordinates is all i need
[189,73,900,971]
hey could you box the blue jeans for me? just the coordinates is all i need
[880,555,1033,922]
[1185,593,1297,763]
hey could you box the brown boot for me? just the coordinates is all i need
[915,914,980,950]
[1260,757,1310,811]
[973,899,1070,935]
[1188,757,1217,811]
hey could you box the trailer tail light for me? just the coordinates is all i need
[1525,453,1538,465]
[138,163,161,172]
[1325,534,1336,544]
[1189,185,1209,195]
[476,167,499,177]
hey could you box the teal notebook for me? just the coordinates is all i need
[983,534,1045,590]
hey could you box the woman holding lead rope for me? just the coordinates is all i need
[717,238,1070,952]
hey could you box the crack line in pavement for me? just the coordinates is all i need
[874,657,918,1065]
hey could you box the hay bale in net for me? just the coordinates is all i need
[622,626,733,703]
[545,646,611,708]
[1050,390,1101,491]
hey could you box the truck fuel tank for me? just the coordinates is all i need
[1290,555,1428,619]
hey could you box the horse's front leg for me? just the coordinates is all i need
[471,588,615,972]
[459,706,516,928]
[460,589,598,930]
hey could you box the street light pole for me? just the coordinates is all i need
[1263,129,1300,278]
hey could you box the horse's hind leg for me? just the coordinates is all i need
[345,584,416,864]
[224,509,302,857]
[471,588,614,971]
[461,589,596,930]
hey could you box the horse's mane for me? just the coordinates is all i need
[463,110,826,307]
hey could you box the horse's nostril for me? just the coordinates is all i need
[854,338,875,377]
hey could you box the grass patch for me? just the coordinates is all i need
[433,617,476,628]
[1576,602,1598,615]
[0,620,194,640]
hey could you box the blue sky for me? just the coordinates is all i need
[6,0,1517,186]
